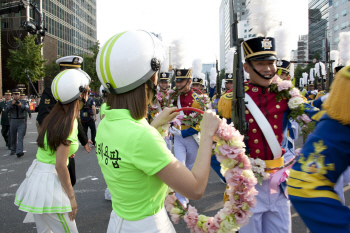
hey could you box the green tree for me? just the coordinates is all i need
[82,41,100,92]
[7,35,46,84]
[43,60,60,88]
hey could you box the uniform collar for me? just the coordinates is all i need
[248,83,271,94]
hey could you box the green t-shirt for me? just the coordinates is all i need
[100,102,110,119]
[36,119,79,165]
[95,109,173,221]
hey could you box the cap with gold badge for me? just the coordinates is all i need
[11,89,21,94]
[159,72,170,82]
[243,37,277,61]
[4,90,11,95]
[56,55,83,68]
[175,69,192,82]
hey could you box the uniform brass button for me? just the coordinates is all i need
[276,135,279,139]
[249,119,254,123]
[245,110,249,114]
[274,125,278,129]
[256,149,260,154]
[185,94,187,96]
[276,105,280,109]
[254,139,259,144]
[274,115,278,119]
[252,129,257,133]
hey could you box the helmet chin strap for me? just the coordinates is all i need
[248,61,276,80]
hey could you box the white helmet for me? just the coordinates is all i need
[99,85,107,97]
[51,69,91,104]
[78,68,92,82]
[96,30,165,94]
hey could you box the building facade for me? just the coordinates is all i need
[1,0,97,94]
[298,34,309,66]
[42,0,97,57]
[328,0,350,51]
[219,0,248,70]
[308,0,331,60]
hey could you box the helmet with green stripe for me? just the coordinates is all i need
[96,30,165,94]
[51,69,91,104]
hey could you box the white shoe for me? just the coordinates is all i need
[105,188,111,200]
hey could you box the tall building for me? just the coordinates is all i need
[42,0,97,57]
[298,35,309,65]
[1,0,97,94]
[308,0,331,60]
[328,0,349,51]
[219,0,248,70]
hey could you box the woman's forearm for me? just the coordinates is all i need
[56,165,75,199]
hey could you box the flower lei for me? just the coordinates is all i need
[270,76,312,124]
[165,118,258,233]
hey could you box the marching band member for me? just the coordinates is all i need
[168,65,205,207]
[288,65,350,233]
[14,69,91,232]
[94,30,220,232]
[233,31,319,232]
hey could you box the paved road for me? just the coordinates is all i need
[0,114,349,232]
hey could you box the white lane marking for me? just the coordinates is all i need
[91,178,98,180]
[23,151,27,153]
[27,132,38,134]
[1,169,7,172]
[3,154,10,157]
[29,142,37,144]
[76,176,93,182]
[9,184,18,188]
[74,189,100,193]
[0,193,14,197]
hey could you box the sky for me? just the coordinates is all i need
[97,0,308,65]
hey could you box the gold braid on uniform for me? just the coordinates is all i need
[218,93,233,119]
[323,66,350,125]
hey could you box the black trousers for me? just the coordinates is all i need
[81,119,96,145]
[1,125,10,147]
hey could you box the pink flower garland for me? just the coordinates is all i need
[165,119,258,232]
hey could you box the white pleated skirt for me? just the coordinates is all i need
[14,159,72,214]
[107,207,176,233]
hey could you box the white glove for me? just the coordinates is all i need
[311,90,318,95]
[169,126,182,136]
[210,80,216,89]
[321,93,329,102]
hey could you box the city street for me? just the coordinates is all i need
[0,113,349,233]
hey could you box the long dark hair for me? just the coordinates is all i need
[37,100,81,152]
[107,73,156,120]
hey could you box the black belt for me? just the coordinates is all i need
[12,118,25,119]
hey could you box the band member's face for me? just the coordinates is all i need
[244,60,277,87]
[158,81,169,92]
[20,95,25,100]
[308,86,314,91]
[225,81,233,91]
[279,72,290,80]
[192,84,202,91]
[176,79,191,93]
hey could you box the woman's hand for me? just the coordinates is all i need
[150,107,179,129]
[200,110,221,138]
[69,197,77,221]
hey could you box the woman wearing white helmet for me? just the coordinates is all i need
[15,69,90,233]
[95,30,221,232]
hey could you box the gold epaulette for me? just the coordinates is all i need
[218,92,233,119]
[315,91,326,100]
